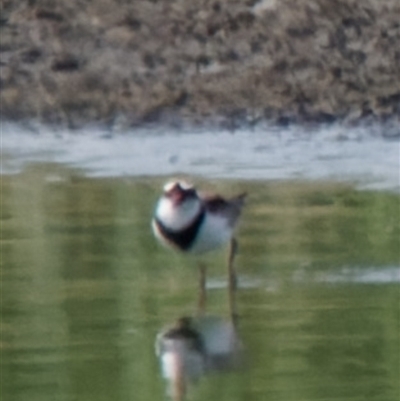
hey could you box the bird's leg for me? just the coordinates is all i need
[228,237,238,325]
[171,365,186,401]
[197,263,207,316]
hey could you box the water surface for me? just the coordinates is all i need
[2,123,399,191]
[2,166,399,401]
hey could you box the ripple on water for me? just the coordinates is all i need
[207,266,400,292]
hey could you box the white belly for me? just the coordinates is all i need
[189,214,233,253]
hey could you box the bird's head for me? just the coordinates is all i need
[163,180,197,207]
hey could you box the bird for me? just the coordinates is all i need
[151,180,246,316]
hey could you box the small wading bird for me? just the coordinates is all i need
[152,180,246,316]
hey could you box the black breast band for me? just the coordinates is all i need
[155,209,205,251]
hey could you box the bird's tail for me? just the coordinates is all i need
[232,193,247,210]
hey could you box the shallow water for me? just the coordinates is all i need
[2,164,399,401]
[2,123,400,191]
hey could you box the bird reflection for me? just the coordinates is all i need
[155,280,242,400]
[155,316,206,401]
[155,315,242,400]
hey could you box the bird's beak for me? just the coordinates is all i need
[170,190,185,206]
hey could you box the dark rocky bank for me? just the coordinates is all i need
[1,0,400,129]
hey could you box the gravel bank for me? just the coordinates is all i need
[1,0,400,128]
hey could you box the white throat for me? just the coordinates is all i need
[155,197,202,231]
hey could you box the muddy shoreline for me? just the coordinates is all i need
[1,0,400,129]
